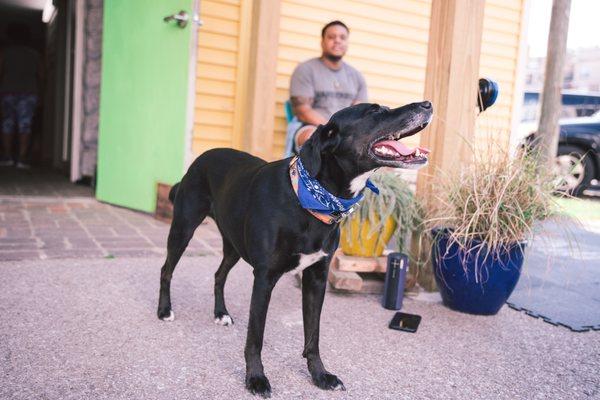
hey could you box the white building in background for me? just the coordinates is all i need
[568,47,600,92]
[525,46,600,93]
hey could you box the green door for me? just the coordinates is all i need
[97,0,193,212]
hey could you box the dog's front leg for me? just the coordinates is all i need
[245,270,281,398]
[302,261,346,391]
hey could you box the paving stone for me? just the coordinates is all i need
[66,202,87,209]
[206,238,223,247]
[149,239,167,248]
[110,226,137,235]
[43,249,106,259]
[66,239,98,247]
[4,232,32,239]
[0,250,41,260]
[34,228,66,235]
[0,195,221,262]
[105,249,163,257]
[0,243,40,250]
[0,238,37,243]
[56,221,80,228]
[87,228,116,236]
[40,243,68,250]
[102,242,154,250]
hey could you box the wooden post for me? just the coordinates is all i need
[414,0,485,291]
[240,0,281,161]
[536,0,571,169]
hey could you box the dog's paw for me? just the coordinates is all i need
[246,374,272,398]
[158,310,175,322]
[313,372,346,391]
[214,313,233,326]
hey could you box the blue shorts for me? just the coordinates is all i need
[1,94,38,135]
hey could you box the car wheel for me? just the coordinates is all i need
[554,145,595,196]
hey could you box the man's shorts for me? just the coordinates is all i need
[284,117,316,157]
[1,94,38,135]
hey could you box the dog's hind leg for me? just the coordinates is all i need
[213,238,240,326]
[157,189,210,321]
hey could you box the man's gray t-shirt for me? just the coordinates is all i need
[290,58,367,120]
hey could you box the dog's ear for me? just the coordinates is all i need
[299,122,339,177]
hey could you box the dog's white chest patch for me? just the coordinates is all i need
[293,250,328,273]
[349,171,375,197]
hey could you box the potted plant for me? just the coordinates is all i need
[340,170,422,257]
[423,146,559,315]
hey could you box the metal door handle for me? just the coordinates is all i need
[164,10,189,28]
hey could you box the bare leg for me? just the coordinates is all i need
[2,133,14,160]
[302,261,345,390]
[18,133,31,161]
[295,125,316,149]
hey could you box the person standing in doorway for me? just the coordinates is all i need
[0,23,42,168]
[285,20,368,156]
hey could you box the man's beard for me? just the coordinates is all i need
[324,53,343,63]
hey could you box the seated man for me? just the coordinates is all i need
[284,20,368,156]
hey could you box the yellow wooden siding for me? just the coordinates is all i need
[273,0,526,158]
[476,0,526,153]
[192,0,244,156]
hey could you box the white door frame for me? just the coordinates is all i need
[69,0,85,181]
[183,0,201,171]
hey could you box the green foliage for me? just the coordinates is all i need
[341,170,422,254]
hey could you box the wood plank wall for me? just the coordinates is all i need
[193,0,245,156]
[191,0,526,160]
[476,0,526,152]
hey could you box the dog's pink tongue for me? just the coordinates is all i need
[375,140,417,156]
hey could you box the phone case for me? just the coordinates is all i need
[388,312,421,333]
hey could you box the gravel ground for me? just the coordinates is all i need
[1,256,598,400]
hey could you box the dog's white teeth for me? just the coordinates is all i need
[415,148,420,157]
[374,146,399,157]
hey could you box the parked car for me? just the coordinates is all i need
[523,110,600,196]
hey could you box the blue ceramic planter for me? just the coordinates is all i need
[431,229,526,315]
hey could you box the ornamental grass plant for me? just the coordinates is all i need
[340,170,422,255]
[421,141,571,278]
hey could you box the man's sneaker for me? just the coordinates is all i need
[16,162,31,169]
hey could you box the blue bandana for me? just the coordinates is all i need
[296,157,379,215]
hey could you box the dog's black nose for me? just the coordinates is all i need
[420,101,432,109]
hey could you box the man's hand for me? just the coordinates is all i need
[291,96,328,126]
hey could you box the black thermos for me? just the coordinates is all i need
[382,252,408,310]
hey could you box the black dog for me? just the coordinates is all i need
[157,101,433,397]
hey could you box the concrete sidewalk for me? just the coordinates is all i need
[1,256,598,400]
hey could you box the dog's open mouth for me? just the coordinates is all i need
[369,122,430,167]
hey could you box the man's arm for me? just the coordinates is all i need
[290,62,328,126]
[291,96,328,126]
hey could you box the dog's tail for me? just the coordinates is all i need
[168,182,180,203]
